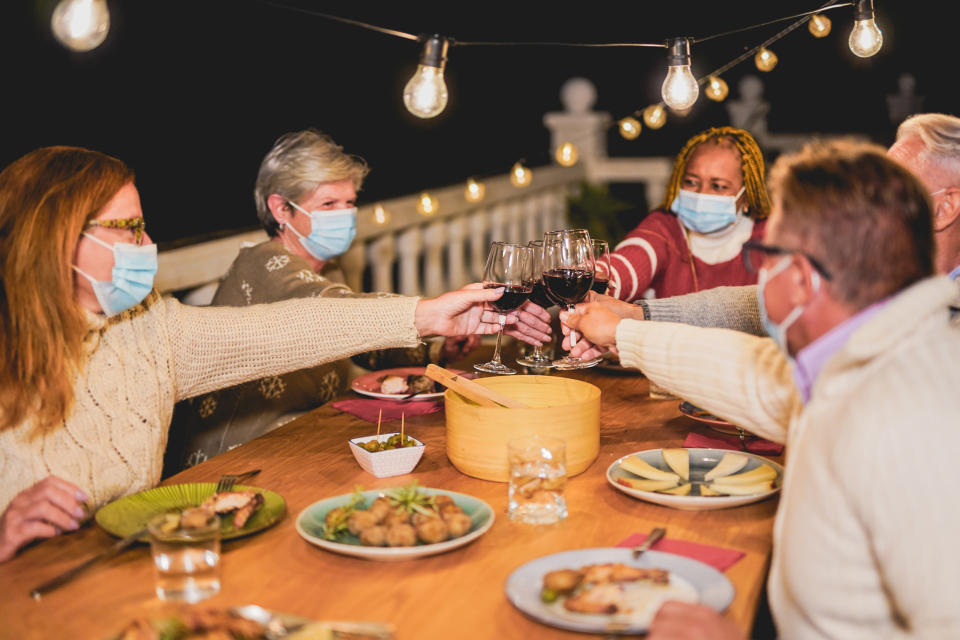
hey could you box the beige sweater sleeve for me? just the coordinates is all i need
[615,319,800,444]
[161,295,421,400]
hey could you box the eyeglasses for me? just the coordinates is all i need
[742,240,832,280]
[84,217,146,245]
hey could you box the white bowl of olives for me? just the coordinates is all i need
[348,433,425,478]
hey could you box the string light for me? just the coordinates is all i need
[403,35,450,118]
[464,178,486,202]
[849,0,883,57]
[705,76,729,102]
[661,38,699,111]
[372,204,390,226]
[510,162,532,188]
[51,0,110,52]
[416,192,438,215]
[643,104,667,130]
[808,14,832,38]
[555,142,579,167]
[618,117,641,140]
[754,47,778,72]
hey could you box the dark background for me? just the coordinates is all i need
[3,1,954,246]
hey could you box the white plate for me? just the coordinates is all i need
[295,488,494,561]
[607,448,782,511]
[350,367,472,401]
[505,547,734,634]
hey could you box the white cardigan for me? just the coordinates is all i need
[616,277,960,639]
[0,292,420,512]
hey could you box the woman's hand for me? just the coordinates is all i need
[440,334,483,363]
[647,602,746,640]
[584,290,646,320]
[559,302,623,359]
[0,477,89,563]
[414,284,552,345]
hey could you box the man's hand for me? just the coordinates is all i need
[584,290,647,320]
[647,602,746,640]
[0,476,88,563]
[440,334,482,363]
[559,302,623,358]
[414,284,552,345]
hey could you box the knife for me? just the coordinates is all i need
[29,527,147,599]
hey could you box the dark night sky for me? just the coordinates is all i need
[2,1,954,246]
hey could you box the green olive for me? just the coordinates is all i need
[540,588,559,603]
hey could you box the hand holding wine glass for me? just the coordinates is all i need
[543,229,600,370]
[475,242,533,375]
[516,240,555,369]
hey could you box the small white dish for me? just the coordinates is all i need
[348,433,425,478]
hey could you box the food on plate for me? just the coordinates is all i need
[200,490,265,528]
[705,479,776,495]
[616,477,680,492]
[661,448,689,480]
[660,483,692,496]
[378,373,435,395]
[321,482,474,547]
[619,455,680,482]
[709,463,776,485]
[360,433,419,452]
[113,607,266,640]
[540,563,672,613]
[703,452,749,481]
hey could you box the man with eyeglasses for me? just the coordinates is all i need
[562,140,960,638]
[585,113,960,338]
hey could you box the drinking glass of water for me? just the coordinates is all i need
[507,435,568,524]
[148,510,221,602]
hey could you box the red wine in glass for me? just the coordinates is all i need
[529,280,558,308]
[591,277,609,295]
[485,283,532,312]
[543,267,593,306]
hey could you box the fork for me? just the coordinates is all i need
[215,469,261,493]
[632,526,666,559]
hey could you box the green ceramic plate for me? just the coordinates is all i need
[95,483,285,542]
[296,488,494,561]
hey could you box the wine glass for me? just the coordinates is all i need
[591,240,611,295]
[543,229,598,370]
[516,240,554,369]
[474,242,533,375]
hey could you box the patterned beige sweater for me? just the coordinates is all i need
[616,277,960,638]
[0,291,420,512]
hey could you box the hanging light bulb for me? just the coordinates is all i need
[403,35,450,119]
[464,178,486,202]
[618,117,641,140]
[809,14,832,38]
[849,0,883,57]
[643,104,667,130]
[372,204,390,226]
[510,162,532,188]
[705,76,729,102]
[416,192,438,216]
[51,0,110,52]
[660,38,699,111]
[754,47,778,72]
[555,142,579,167]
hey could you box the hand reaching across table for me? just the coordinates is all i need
[558,302,625,361]
[647,601,745,640]
[0,477,89,563]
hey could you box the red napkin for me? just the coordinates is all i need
[616,533,745,572]
[684,430,784,456]
[331,398,443,423]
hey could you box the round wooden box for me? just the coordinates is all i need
[445,375,601,482]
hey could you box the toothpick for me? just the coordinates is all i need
[376,408,382,443]
[401,412,405,443]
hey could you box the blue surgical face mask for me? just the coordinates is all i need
[285,201,357,260]
[73,233,157,316]
[756,255,820,358]
[671,187,745,234]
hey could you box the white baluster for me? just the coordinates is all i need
[339,243,366,292]
[505,200,523,243]
[468,209,491,280]
[446,216,469,289]
[396,226,423,296]
[490,204,508,245]
[423,221,447,297]
[522,196,539,243]
[367,234,396,293]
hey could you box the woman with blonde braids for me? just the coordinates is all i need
[609,126,770,302]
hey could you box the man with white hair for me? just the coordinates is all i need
[589,113,960,334]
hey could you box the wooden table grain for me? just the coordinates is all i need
[0,365,781,639]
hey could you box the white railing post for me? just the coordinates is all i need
[468,209,491,280]
[367,234,396,293]
[423,221,448,296]
[447,215,469,289]
[396,226,423,296]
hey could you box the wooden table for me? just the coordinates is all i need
[0,363,781,639]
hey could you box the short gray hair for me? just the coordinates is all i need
[896,113,960,182]
[254,129,370,236]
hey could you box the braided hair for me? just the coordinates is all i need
[659,126,771,220]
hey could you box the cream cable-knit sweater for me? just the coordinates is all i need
[616,276,960,639]
[0,291,420,513]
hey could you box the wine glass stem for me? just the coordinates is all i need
[490,318,505,365]
[567,305,578,348]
